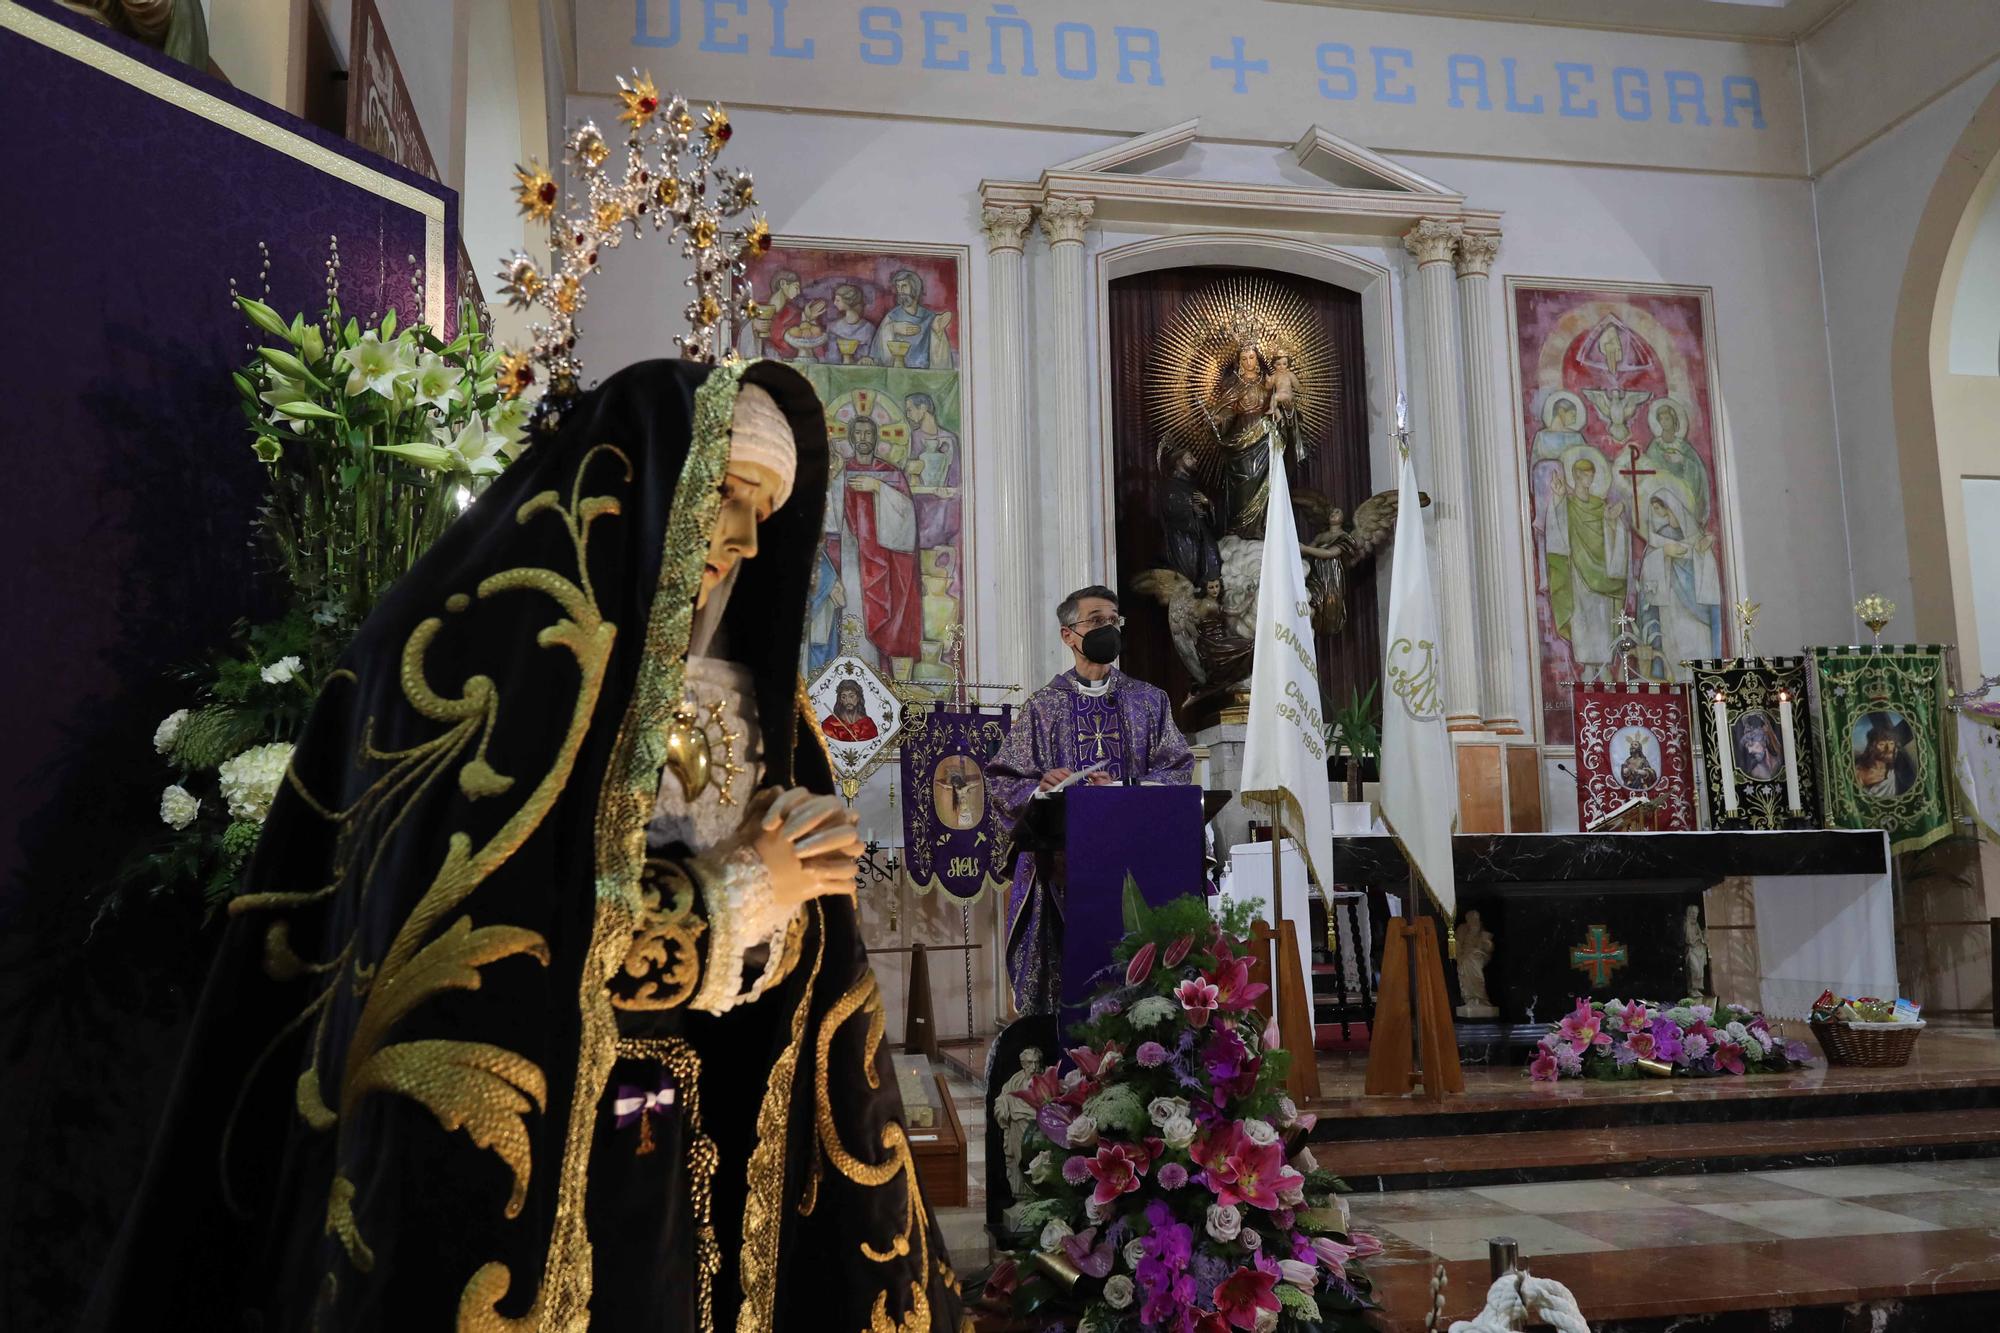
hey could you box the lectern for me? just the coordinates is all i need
[1055,785,1205,1035]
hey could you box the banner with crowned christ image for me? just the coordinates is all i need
[897,703,1014,903]
[1571,682,1695,831]
[1688,657,1818,831]
[1811,645,1953,855]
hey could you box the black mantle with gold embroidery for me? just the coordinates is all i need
[85,360,963,1332]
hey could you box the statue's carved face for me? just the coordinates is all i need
[1019,1046,1044,1074]
[1235,346,1262,379]
[699,463,781,608]
[1202,578,1221,600]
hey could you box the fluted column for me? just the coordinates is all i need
[1454,230,1522,734]
[1039,195,1096,677]
[1403,218,1483,731]
[980,202,1037,694]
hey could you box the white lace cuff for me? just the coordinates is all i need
[689,846,800,1014]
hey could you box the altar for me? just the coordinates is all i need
[1322,828,1897,1033]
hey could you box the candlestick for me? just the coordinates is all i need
[1778,690,1802,814]
[1394,390,1409,439]
[1713,694,1737,813]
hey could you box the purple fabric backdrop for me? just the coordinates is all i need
[1060,785,1205,1035]
[0,6,456,1323]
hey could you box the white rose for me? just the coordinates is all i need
[159,784,200,830]
[1030,1150,1056,1184]
[1290,1145,1322,1175]
[1065,1114,1099,1148]
[1276,1095,1299,1127]
[1062,1069,1087,1091]
[1278,1258,1318,1289]
[1278,1181,1308,1207]
[154,708,189,755]
[1205,1202,1242,1242]
[1039,1219,1073,1253]
[1240,1227,1262,1252]
[1253,1307,1279,1333]
[1161,1116,1197,1150]
[1104,1275,1136,1310]
[1240,1118,1280,1146]
[1084,1195,1111,1223]
[1148,1095,1191,1127]
[217,742,294,823]
[1123,1237,1147,1270]
[260,654,304,685]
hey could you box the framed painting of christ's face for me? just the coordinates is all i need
[1508,279,1739,747]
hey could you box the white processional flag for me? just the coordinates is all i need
[1241,439,1333,896]
[1380,445,1459,918]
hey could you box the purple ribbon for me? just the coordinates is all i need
[613,1076,676,1128]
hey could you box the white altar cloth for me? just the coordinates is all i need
[1751,829,1897,1019]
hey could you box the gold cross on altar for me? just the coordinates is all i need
[1077,713,1117,762]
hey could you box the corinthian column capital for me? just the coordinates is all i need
[1403,217,1464,267]
[1039,195,1096,246]
[1455,231,1501,278]
[981,204,1035,254]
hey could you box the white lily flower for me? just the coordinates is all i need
[436,417,509,477]
[260,655,304,685]
[337,331,407,399]
[259,374,311,434]
[410,352,465,410]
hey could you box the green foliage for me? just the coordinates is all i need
[1328,683,1381,761]
[1277,1285,1322,1320]
[169,706,261,770]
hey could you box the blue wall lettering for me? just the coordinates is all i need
[1447,54,1492,110]
[1316,43,1357,100]
[1555,61,1596,118]
[700,0,747,53]
[1501,57,1543,114]
[859,6,902,65]
[985,5,1036,75]
[769,0,813,58]
[1114,27,1163,86]
[1665,70,1709,125]
[1721,75,1765,129]
[1371,46,1415,104]
[1054,22,1095,81]
[1613,66,1651,121]
[634,0,680,48]
[921,11,970,70]
[1212,36,1268,94]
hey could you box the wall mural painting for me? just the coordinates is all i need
[1510,280,1734,746]
[738,240,968,693]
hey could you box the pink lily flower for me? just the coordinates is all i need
[1177,976,1221,1027]
[1126,941,1158,985]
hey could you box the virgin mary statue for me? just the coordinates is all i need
[87,359,964,1331]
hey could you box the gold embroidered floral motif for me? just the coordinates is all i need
[609,858,707,1010]
[736,899,826,1333]
[815,975,934,1333]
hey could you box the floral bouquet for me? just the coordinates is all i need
[109,250,526,919]
[988,890,1379,1333]
[1529,997,1813,1082]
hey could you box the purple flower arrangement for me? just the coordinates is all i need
[1529,997,1814,1082]
[985,893,1379,1332]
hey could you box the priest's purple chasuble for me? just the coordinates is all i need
[985,669,1194,1013]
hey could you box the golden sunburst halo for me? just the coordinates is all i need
[616,71,661,129]
[497,349,538,400]
[513,162,558,223]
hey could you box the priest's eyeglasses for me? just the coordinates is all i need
[1067,612,1125,632]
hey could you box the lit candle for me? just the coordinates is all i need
[1779,690,1802,813]
[1395,391,1409,437]
[1713,693,1737,814]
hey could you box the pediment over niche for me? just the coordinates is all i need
[985,120,1493,238]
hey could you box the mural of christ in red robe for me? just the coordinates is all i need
[834,415,921,664]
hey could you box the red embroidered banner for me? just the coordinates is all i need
[1571,682,1696,830]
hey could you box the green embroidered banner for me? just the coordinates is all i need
[1811,645,1953,855]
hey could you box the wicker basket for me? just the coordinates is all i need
[1811,1019,1923,1068]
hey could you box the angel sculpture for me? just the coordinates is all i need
[1129,568,1242,687]
[1294,488,1410,636]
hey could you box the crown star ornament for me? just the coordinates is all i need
[495,71,770,406]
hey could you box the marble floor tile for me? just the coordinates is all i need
[1894,1156,2000,1185]
[1744,1165,1962,1198]
[1854,1188,2000,1229]
[1542,1202,1783,1251]
[1626,1172,1826,1204]
[1376,1213,1616,1263]
[1466,1179,1682,1214]
[1691,1197,1946,1239]
[1346,1187,1525,1222]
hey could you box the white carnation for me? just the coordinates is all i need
[260,654,304,685]
[1205,1202,1242,1242]
[1123,1237,1147,1270]
[153,708,189,755]
[1240,1118,1280,1146]
[159,784,200,830]
[1104,1275,1136,1310]
[217,742,293,823]
[1161,1116,1197,1150]
[1148,1096,1191,1127]
[1038,1219,1072,1253]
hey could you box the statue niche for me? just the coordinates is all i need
[1120,274,1395,724]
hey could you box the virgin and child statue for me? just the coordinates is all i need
[88,360,964,1331]
[1204,343,1302,539]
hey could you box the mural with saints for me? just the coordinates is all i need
[1510,281,1735,746]
[738,240,968,693]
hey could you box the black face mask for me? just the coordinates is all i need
[1079,624,1122,665]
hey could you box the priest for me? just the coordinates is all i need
[986,585,1194,1014]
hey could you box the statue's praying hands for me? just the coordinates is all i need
[731,786,861,909]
